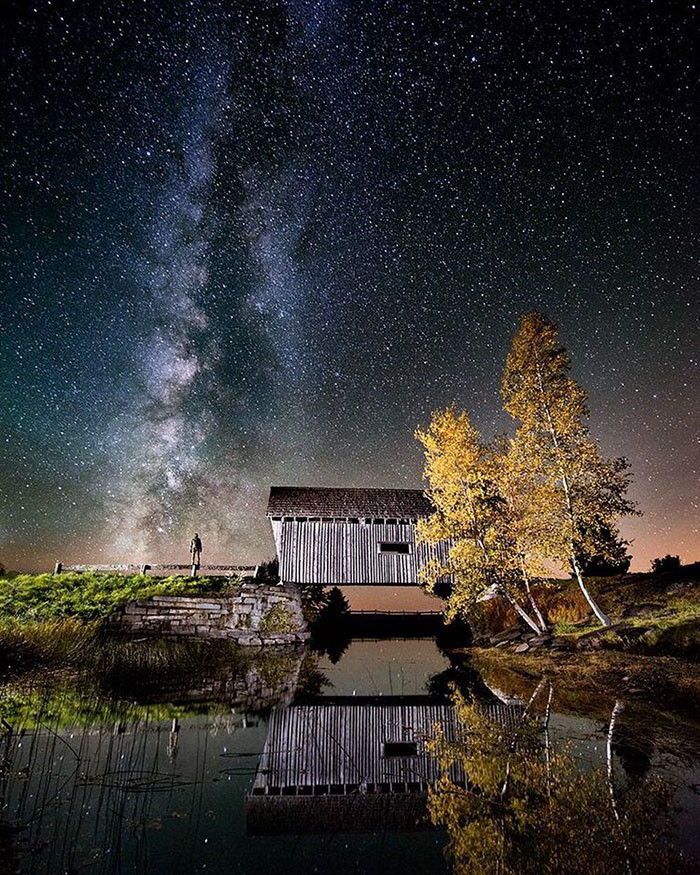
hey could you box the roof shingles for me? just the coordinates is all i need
[266,486,433,519]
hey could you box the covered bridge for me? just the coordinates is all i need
[266,486,449,587]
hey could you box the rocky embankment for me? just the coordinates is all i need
[472,603,699,660]
[472,626,576,653]
[469,571,700,660]
[105,582,310,646]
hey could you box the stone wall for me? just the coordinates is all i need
[105,582,309,645]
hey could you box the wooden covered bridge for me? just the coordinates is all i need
[266,486,449,588]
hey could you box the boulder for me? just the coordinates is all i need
[550,636,575,650]
[513,643,530,653]
[529,635,551,646]
[492,627,524,643]
[576,627,622,651]
[622,603,663,619]
[618,625,651,640]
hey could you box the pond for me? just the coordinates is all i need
[0,637,698,874]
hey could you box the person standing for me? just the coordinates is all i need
[189,532,202,568]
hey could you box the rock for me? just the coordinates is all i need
[622,603,663,618]
[513,643,530,653]
[618,625,650,640]
[550,636,574,650]
[496,640,510,648]
[492,627,524,643]
[529,635,551,645]
[576,627,622,651]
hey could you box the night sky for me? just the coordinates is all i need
[2,0,698,575]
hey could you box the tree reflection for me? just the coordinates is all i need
[427,685,679,874]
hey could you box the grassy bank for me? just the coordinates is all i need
[472,562,700,659]
[0,571,236,669]
[0,571,229,621]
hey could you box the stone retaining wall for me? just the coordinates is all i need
[105,582,309,645]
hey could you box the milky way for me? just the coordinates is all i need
[1,0,698,572]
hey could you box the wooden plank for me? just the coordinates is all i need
[275,518,450,587]
[59,563,257,575]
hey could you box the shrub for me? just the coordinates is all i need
[651,555,681,574]
[472,581,592,635]
[259,604,296,634]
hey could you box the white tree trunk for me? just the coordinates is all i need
[521,564,547,632]
[543,682,554,798]
[502,589,543,634]
[607,700,632,875]
[570,550,612,626]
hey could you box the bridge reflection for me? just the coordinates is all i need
[245,693,522,835]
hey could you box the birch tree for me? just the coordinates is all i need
[415,407,544,632]
[492,436,553,631]
[502,313,638,627]
[427,687,675,875]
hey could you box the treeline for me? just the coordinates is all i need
[416,313,637,631]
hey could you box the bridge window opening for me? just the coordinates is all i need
[348,517,359,523]
[378,542,411,554]
[373,518,385,525]
[382,741,418,758]
[386,518,397,525]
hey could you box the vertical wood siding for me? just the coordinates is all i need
[277,520,450,585]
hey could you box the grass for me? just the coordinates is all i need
[0,640,325,729]
[0,571,234,622]
[0,571,241,670]
[0,616,100,666]
[0,671,213,728]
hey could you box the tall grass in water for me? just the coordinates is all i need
[0,617,100,665]
[0,571,235,667]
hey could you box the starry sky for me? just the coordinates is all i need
[1,0,698,575]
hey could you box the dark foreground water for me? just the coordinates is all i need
[0,638,698,874]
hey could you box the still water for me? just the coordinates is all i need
[0,638,698,874]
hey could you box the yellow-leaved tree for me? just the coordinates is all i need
[501,313,638,627]
[415,408,546,632]
[427,687,675,875]
[492,435,556,632]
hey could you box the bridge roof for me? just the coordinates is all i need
[266,486,433,518]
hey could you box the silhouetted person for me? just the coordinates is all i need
[190,532,202,568]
